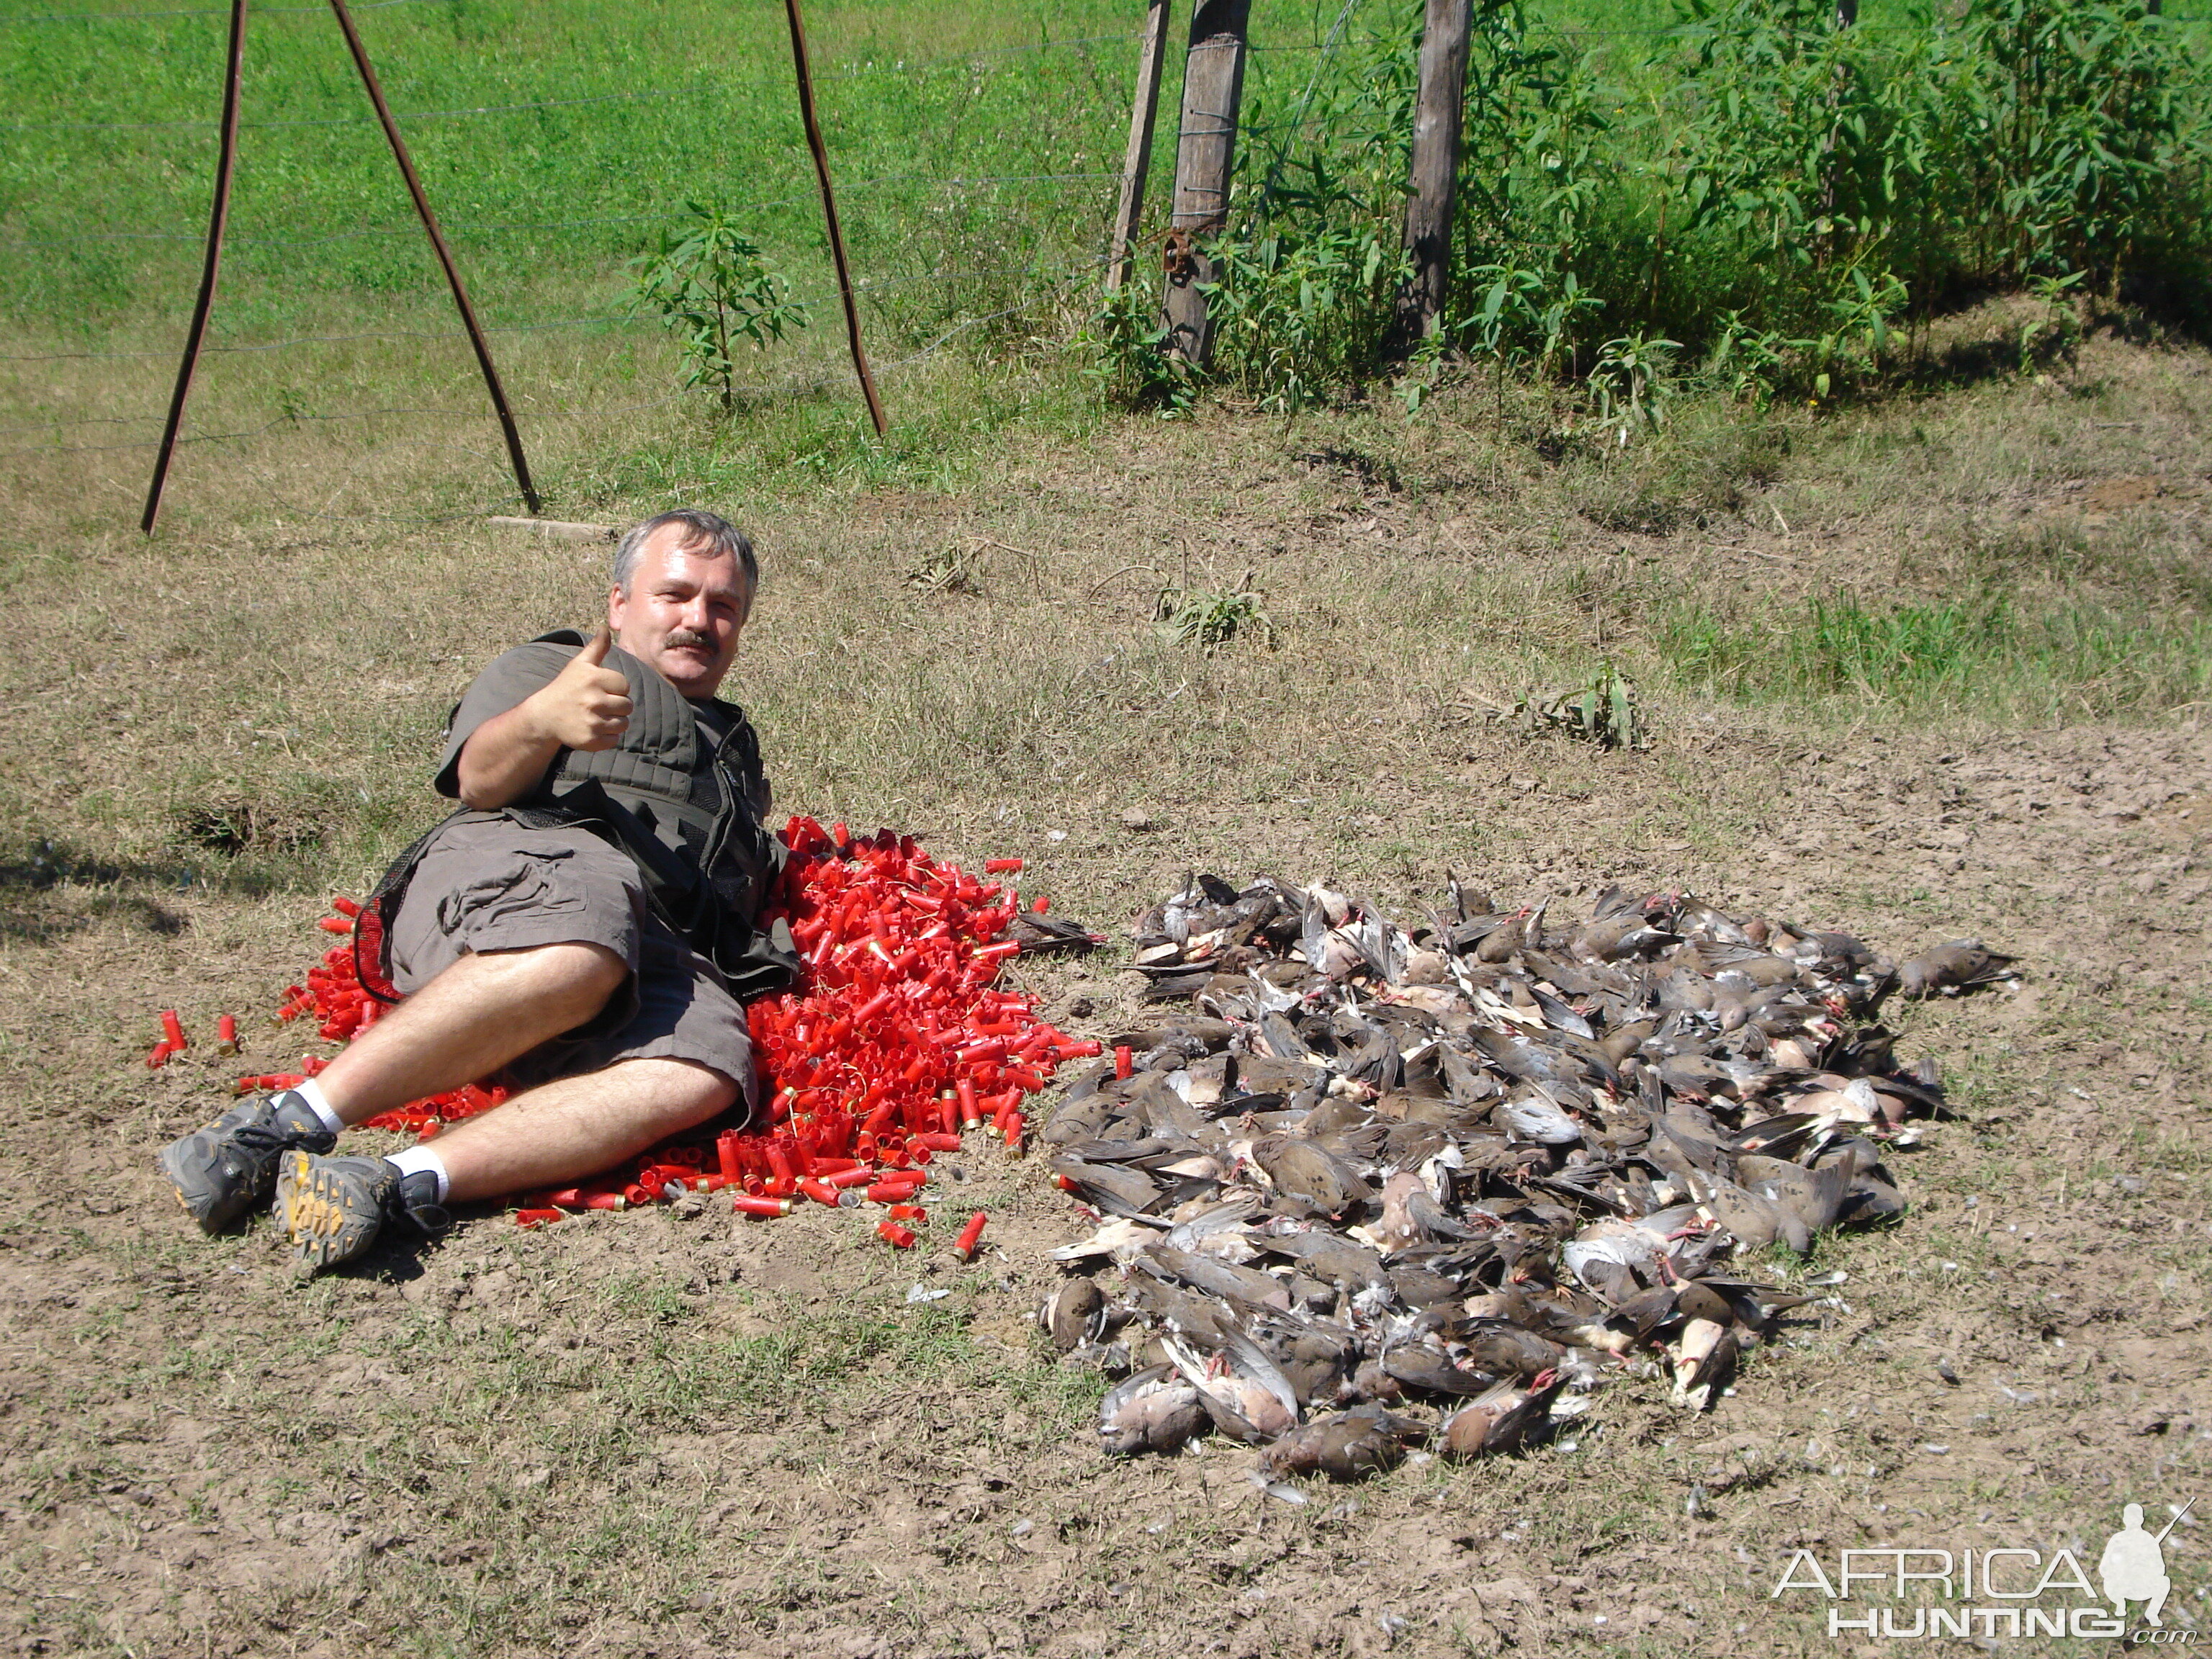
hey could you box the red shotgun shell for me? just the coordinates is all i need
[159,1010,188,1051]
[983,858,1022,874]
[733,1195,794,1218]
[796,1177,840,1208]
[876,1220,917,1249]
[955,1210,988,1259]
[513,1208,564,1228]
[1115,1045,1134,1080]
[216,1014,239,1050]
[145,1040,172,1069]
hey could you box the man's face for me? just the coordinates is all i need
[607,523,753,701]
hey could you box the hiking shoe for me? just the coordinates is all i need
[275,1152,449,1276]
[159,1091,337,1233]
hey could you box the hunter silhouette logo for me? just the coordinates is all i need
[2102,1499,2192,1627]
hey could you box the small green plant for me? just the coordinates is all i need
[1452,263,1603,420]
[1080,282,1193,415]
[2019,269,2086,372]
[1205,223,1407,413]
[1155,572,1277,652]
[1516,659,1647,750]
[1589,332,1680,446]
[630,201,809,411]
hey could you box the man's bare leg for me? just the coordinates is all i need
[160,940,627,1233]
[313,942,628,1125]
[276,1058,734,1272]
[428,1056,737,1202]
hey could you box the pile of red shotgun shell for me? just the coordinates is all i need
[228,816,1091,1253]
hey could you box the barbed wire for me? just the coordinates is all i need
[0,257,1084,368]
[3,31,1141,132]
[0,16,1105,489]
[0,250,1105,458]
[0,254,1099,383]
[1,0,433,23]
[1,170,1123,250]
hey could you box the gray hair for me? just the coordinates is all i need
[613,509,757,598]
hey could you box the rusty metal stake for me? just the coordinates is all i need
[325,0,539,513]
[141,0,249,535]
[783,0,888,438]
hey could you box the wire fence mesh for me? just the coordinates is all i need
[0,0,1181,513]
[20,0,2197,514]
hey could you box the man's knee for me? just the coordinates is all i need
[482,942,624,1008]
[660,1058,741,1118]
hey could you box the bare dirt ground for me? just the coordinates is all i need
[0,326,2207,1657]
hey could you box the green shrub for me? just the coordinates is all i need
[1090,0,2212,412]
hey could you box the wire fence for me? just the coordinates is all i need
[0,0,1167,515]
[0,0,1907,513]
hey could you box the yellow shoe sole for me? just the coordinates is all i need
[274,1151,387,1275]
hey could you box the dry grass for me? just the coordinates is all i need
[0,313,2208,1658]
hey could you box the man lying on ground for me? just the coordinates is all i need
[158,508,796,1274]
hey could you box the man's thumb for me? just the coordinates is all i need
[577,626,613,667]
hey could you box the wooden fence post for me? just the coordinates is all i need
[1107,0,1174,294]
[1163,0,1251,367]
[1393,0,1472,352]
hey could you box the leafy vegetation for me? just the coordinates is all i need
[1155,573,1279,652]
[1098,0,2212,415]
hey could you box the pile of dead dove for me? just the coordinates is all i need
[1038,874,2016,1483]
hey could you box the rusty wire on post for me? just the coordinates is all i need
[140,0,248,535]
[325,0,540,514]
[783,0,888,438]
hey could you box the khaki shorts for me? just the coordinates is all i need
[385,815,757,1108]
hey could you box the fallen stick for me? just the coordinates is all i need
[485,516,619,542]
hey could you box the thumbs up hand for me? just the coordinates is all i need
[525,626,632,752]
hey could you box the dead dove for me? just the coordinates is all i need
[1897,938,2018,997]
[1258,1403,1429,1480]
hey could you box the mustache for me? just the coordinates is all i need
[662,628,716,652]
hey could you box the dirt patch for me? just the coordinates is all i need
[1,337,2209,1656]
[1,716,2206,1658]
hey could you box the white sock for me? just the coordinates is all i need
[384,1146,450,1203]
[293,1079,346,1136]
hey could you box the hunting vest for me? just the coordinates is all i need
[358,629,799,1004]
